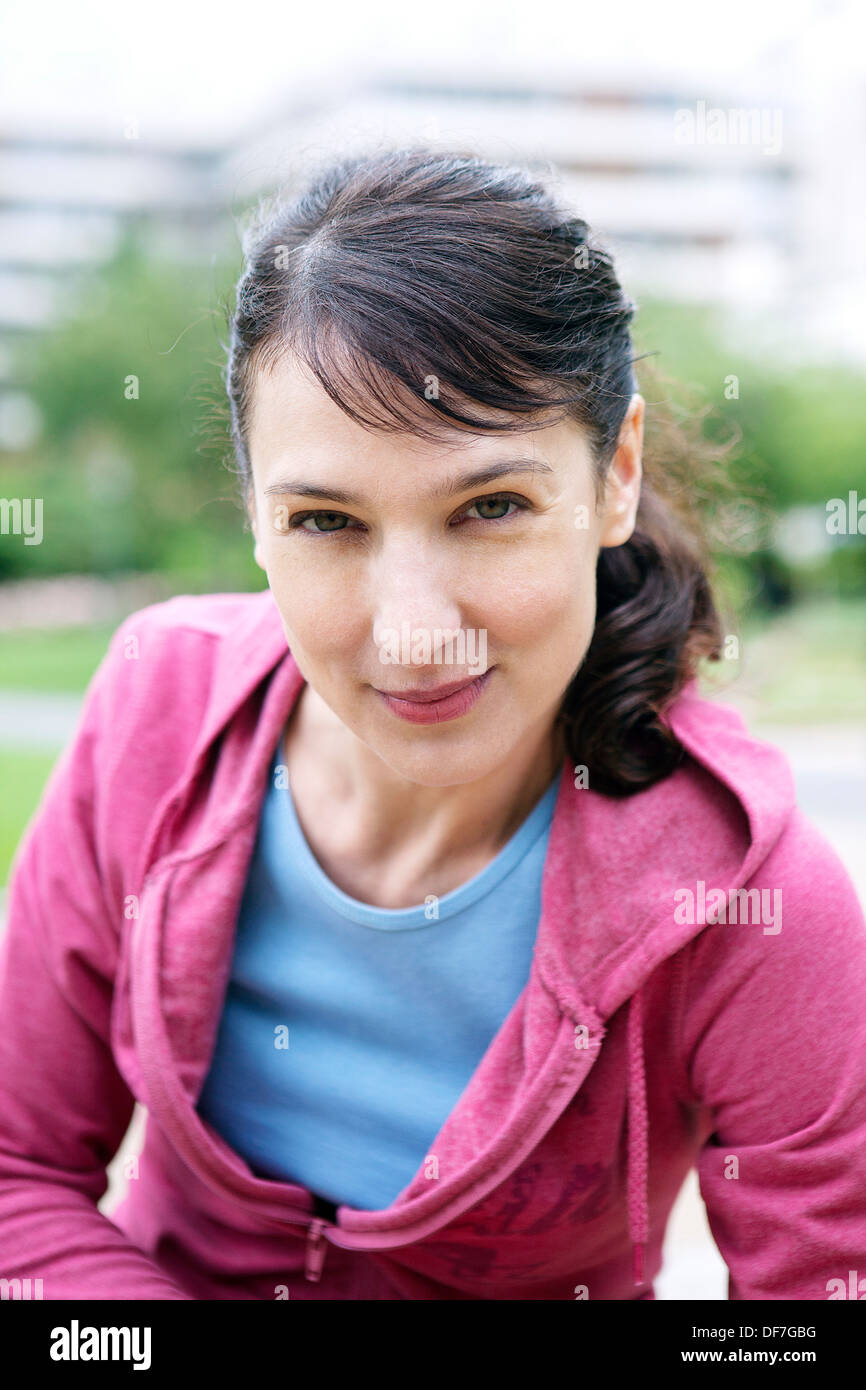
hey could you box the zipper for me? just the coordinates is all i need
[305,1218,330,1282]
[131,862,606,1268]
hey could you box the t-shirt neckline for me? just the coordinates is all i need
[267,746,563,930]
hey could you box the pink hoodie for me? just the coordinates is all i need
[1,589,865,1301]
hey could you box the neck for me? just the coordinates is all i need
[284,682,566,867]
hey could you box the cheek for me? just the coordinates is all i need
[265,548,366,655]
[481,545,596,649]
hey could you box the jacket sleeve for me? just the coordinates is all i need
[678,808,866,1300]
[0,625,194,1299]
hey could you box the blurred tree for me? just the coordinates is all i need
[1,224,259,589]
[634,300,866,602]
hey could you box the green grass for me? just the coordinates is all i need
[0,749,60,885]
[700,595,866,724]
[0,624,115,884]
[0,623,117,693]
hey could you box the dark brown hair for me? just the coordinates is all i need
[224,144,736,796]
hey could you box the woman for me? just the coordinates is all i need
[1,146,865,1301]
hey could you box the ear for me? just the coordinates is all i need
[599,393,643,548]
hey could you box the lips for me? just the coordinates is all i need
[373,674,488,704]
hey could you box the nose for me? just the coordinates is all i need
[370,538,465,666]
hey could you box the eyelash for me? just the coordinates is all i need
[286,492,531,536]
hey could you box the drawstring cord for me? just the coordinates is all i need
[626,986,649,1287]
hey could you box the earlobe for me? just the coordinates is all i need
[601,479,642,548]
[599,508,638,549]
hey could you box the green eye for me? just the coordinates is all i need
[468,496,518,520]
[459,493,529,524]
[295,512,353,533]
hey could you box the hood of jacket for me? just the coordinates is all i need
[103,588,796,1290]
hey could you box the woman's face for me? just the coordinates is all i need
[246,350,643,787]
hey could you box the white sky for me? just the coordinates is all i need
[0,0,856,146]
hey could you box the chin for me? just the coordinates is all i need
[373,735,513,788]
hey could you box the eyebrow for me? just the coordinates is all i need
[262,457,555,504]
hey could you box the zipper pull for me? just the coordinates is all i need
[305,1217,329,1282]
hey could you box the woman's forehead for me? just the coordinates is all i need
[247,348,584,479]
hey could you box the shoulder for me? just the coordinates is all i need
[656,692,866,1052]
[95,588,277,706]
[678,803,866,1086]
[61,588,284,885]
[111,589,274,649]
[80,586,280,800]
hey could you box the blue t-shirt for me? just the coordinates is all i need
[196,746,560,1212]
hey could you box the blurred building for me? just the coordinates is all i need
[0,51,864,403]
